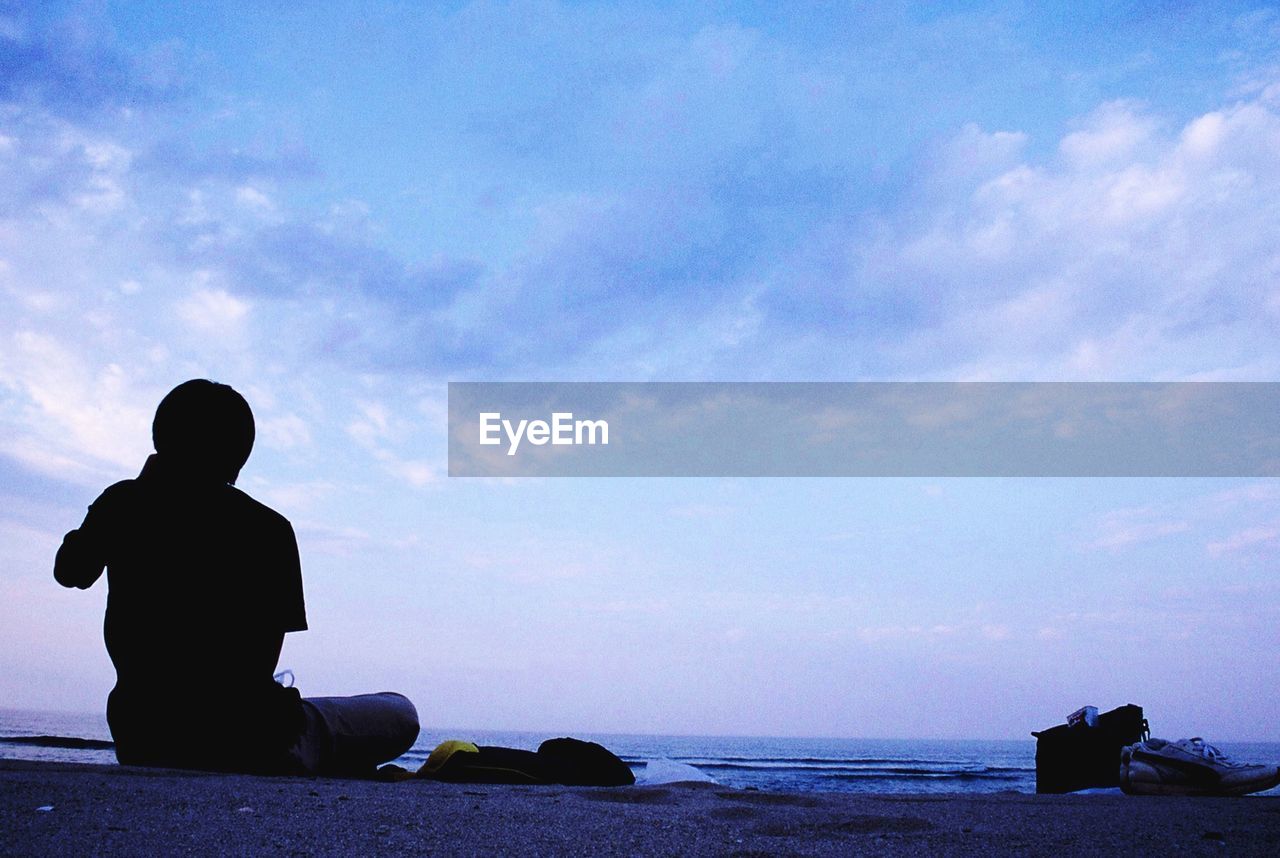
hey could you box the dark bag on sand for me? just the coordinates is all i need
[1032,704,1148,793]
[537,737,636,786]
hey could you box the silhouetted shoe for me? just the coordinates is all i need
[1120,737,1280,796]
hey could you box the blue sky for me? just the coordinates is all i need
[2,0,1279,739]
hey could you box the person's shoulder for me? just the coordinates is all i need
[224,485,294,532]
[91,478,140,509]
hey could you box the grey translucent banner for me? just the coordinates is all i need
[447,382,1280,477]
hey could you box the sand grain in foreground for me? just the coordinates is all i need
[3,759,1279,856]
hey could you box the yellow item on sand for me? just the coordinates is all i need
[419,740,480,776]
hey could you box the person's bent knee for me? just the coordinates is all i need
[378,691,420,755]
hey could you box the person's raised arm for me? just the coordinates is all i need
[55,529,106,589]
[54,490,117,590]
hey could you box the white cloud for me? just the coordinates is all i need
[176,285,250,334]
[852,622,1002,645]
[343,399,442,488]
[236,184,273,211]
[1207,525,1280,556]
[854,83,1280,381]
[258,412,311,450]
[1089,485,1280,559]
[0,332,153,482]
[668,503,735,519]
[251,479,337,514]
[293,520,370,558]
[1180,111,1227,156]
[346,400,394,447]
[1094,517,1191,550]
[1059,100,1159,166]
[379,454,438,488]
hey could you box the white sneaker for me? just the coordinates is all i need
[1120,737,1280,796]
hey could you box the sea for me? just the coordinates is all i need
[4,708,1279,796]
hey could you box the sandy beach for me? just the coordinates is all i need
[3,759,1278,856]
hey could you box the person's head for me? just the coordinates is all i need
[152,379,255,484]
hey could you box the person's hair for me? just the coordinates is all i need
[152,379,255,483]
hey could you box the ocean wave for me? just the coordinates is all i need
[677,759,1033,774]
[820,768,1028,781]
[0,735,116,750]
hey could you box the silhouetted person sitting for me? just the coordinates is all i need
[55,379,419,776]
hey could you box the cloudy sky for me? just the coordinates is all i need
[2,1,1279,740]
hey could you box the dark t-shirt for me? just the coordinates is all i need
[55,454,307,771]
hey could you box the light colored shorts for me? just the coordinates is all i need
[289,691,420,776]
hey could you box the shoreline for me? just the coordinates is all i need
[4,759,1279,856]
